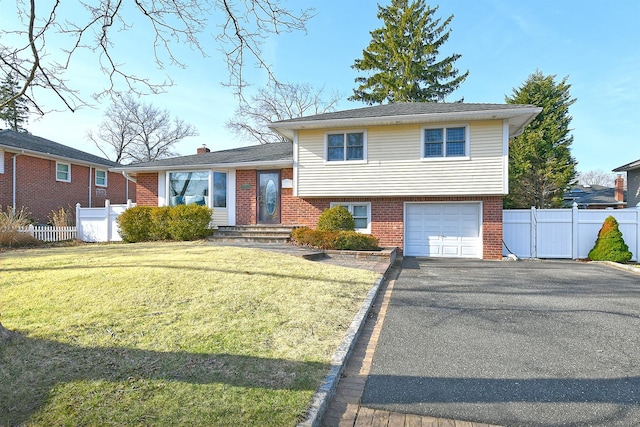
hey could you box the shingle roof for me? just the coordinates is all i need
[613,158,640,172]
[564,184,626,207]
[271,102,540,124]
[0,129,118,167]
[115,142,293,170]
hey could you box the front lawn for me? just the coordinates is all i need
[0,242,377,426]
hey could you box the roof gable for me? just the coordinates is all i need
[0,129,118,167]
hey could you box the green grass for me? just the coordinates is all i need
[0,242,377,426]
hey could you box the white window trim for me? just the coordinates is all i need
[95,169,108,187]
[324,130,368,164]
[0,151,4,174]
[56,162,71,182]
[330,202,371,234]
[421,124,470,161]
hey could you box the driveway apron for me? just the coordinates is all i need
[361,258,640,427]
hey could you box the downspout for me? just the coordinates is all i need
[88,166,93,208]
[121,171,137,202]
[12,151,24,213]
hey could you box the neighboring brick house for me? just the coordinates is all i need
[614,159,640,208]
[113,103,541,259]
[0,130,135,223]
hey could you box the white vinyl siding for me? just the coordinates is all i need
[297,121,505,197]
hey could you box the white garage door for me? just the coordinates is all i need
[404,203,482,258]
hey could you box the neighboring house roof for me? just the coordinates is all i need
[613,158,640,172]
[563,184,626,208]
[112,142,293,172]
[0,129,118,167]
[269,102,542,140]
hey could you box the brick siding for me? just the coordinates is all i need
[0,153,134,223]
[135,173,159,206]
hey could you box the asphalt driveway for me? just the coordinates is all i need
[361,258,640,427]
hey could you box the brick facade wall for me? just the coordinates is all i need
[236,169,257,224]
[135,173,159,206]
[0,153,134,223]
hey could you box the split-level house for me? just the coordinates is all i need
[614,159,640,208]
[0,130,135,223]
[113,103,541,259]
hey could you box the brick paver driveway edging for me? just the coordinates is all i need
[361,258,640,427]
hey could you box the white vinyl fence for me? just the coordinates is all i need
[503,204,640,261]
[17,225,77,242]
[76,200,135,242]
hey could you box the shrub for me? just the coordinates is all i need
[588,215,633,263]
[150,206,172,240]
[292,227,379,251]
[167,204,214,241]
[334,231,379,251]
[117,206,153,243]
[317,205,355,231]
[118,205,214,242]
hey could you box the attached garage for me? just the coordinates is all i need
[404,202,482,258]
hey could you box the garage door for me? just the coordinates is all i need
[404,203,481,258]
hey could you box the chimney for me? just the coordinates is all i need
[197,144,210,154]
[614,174,625,202]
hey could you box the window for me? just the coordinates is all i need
[422,126,468,158]
[56,162,70,182]
[169,171,209,206]
[213,172,227,208]
[326,131,366,162]
[330,202,371,233]
[95,170,107,187]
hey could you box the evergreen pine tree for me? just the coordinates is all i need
[505,70,577,208]
[350,0,468,104]
[0,73,29,132]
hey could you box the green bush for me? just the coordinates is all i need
[116,206,153,243]
[117,205,213,243]
[167,204,214,241]
[292,227,379,251]
[334,231,379,251]
[317,205,355,231]
[588,215,633,263]
[150,206,172,240]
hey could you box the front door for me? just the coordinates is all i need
[257,171,281,224]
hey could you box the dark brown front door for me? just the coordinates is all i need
[257,171,280,224]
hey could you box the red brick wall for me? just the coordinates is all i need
[136,173,159,206]
[0,153,133,223]
[236,170,257,224]
[482,196,504,260]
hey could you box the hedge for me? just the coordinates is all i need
[292,227,379,251]
[117,205,213,243]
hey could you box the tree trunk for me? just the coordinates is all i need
[0,321,16,340]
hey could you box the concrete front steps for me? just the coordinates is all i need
[209,225,297,244]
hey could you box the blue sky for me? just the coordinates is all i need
[19,0,640,175]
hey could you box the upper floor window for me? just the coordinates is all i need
[95,170,107,187]
[56,162,71,182]
[422,126,468,159]
[326,131,366,162]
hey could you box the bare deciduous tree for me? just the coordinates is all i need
[87,94,197,163]
[0,0,313,113]
[227,82,341,144]
[577,169,620,187]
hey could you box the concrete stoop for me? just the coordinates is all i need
[209,225,296,244]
